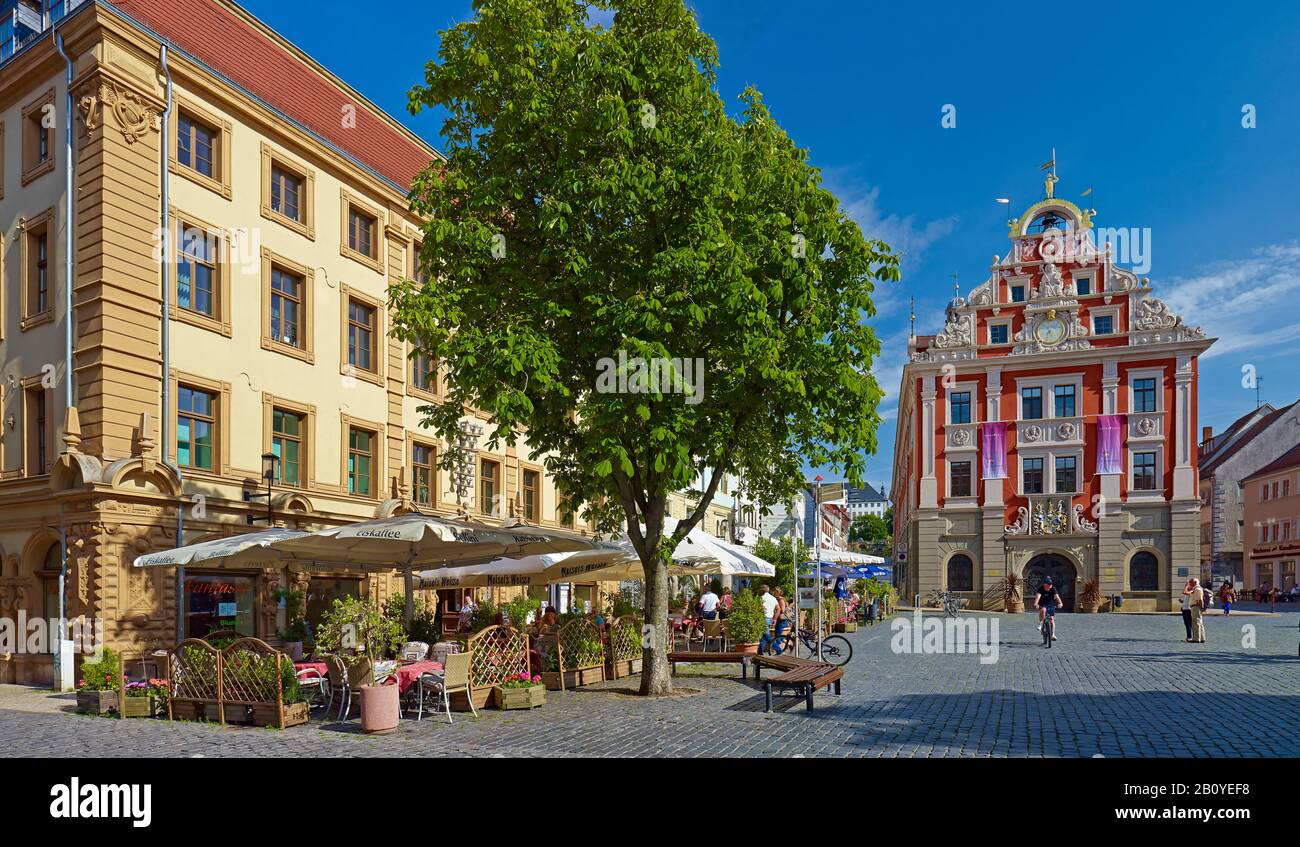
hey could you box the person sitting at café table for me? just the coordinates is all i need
[718,586,733,619]
[697,584,721,621]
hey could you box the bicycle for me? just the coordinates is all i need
[929,590,961,619]
[1041,605,1056,648]
[774,624,853,667]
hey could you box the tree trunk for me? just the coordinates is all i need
[639,552,672,695]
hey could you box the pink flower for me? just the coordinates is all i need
[532,675,541,683]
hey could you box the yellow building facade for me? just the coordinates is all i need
[0,0,618,684]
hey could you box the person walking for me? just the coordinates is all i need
[1185,578,1207,643]
[757,585,780,655]
[1218,580,1235,617]
[1179,578,1195,642]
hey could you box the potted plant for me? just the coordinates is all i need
[121,678,168,718]
[274,588,310,660]
[76,648,121,715]
[248,654,310,728]
[500,594,541,631]
[723,589,766,654]
[1000,573,1024,613]
[1077,579,1102,613]
[317,595,405,732]
[494,671,546,709]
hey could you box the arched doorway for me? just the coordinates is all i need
[1024,554,1078,611]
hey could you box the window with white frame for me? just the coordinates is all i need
[1132,449,1160,492]
[1017,375,1083,421]
[1090,305,1120,336]
[987,318,1011,345]
[1022,456,1045,494]
[949,460,973,498]
[950,391,972,424]
[1018,448,1083,496]
[1072,269,1096,296]
[1128,368,1164,414]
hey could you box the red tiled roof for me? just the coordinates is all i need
[112,0,435,190]
[1241,442,1300,484]
[1201,402,1298,476]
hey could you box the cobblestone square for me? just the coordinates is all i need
[2,608,1295,758]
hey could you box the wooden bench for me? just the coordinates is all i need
[759,662,843,713]
[667,651,751,677]
[749,654,821,678]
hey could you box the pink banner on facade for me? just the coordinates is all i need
[1097,414,1125,475]
[981,421,1007,480]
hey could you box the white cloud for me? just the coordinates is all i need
[832,179,958,269]
[1159,244,1300,360]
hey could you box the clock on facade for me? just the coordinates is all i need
[1035,310,1068,346]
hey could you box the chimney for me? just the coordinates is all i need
[1201,426,1212,443]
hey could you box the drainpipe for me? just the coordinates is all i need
[158,44,184,643]
[52,29,74,692]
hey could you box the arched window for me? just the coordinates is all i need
[1130,552,1159,591]
[947,554,973,592]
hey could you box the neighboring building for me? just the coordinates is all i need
[1239,444,1300,596]
[759,494,804,547]
[1197,401,1300,585]
[846,483,889,520]
[891,182,1213,611]
[666,468,742,542]
[802,487,849,552]
[0,0,610,684]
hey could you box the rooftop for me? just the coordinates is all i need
[1240,442,1300,485]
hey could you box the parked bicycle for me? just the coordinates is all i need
[774,625,853,667]
[929,589,961,618]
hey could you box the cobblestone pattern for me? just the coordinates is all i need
[1,610,1295,757]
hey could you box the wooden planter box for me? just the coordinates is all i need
[250,702,309,728]
[449,688,493,711]
[540,664,605,690]
[120,695,164,718]
[494,685,545,710]
[76,689,118,715]
[606,657,642,678]
[834,622,858,633]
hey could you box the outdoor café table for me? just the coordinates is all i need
[383,660,444,694]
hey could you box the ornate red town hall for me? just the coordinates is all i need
[890,186,1213,611]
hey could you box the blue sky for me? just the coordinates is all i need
[241,0,1300,494]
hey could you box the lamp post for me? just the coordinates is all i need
[244,452,279,525]
[814,475,823,662]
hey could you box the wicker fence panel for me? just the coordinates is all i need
[558,618,605,672]
[219,638,282,706]
[166,639,220,719]
[607,616,642,665]
[467,625,529,690]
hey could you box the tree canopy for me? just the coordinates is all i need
[393,0,898,692]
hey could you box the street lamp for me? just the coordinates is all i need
[244,452,279,525]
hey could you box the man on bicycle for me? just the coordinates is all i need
[1032,575,1061,641]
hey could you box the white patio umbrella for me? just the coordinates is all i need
[416,542,643,591]
[661,519,776,578]
[132,527,311,569]
[276,513,607,622]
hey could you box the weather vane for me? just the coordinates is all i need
[909,296,916,339]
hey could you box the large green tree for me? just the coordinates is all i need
[393,0,897,694]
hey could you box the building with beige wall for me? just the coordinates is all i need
[1239,444,1300,598]
[0,0,618,685]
